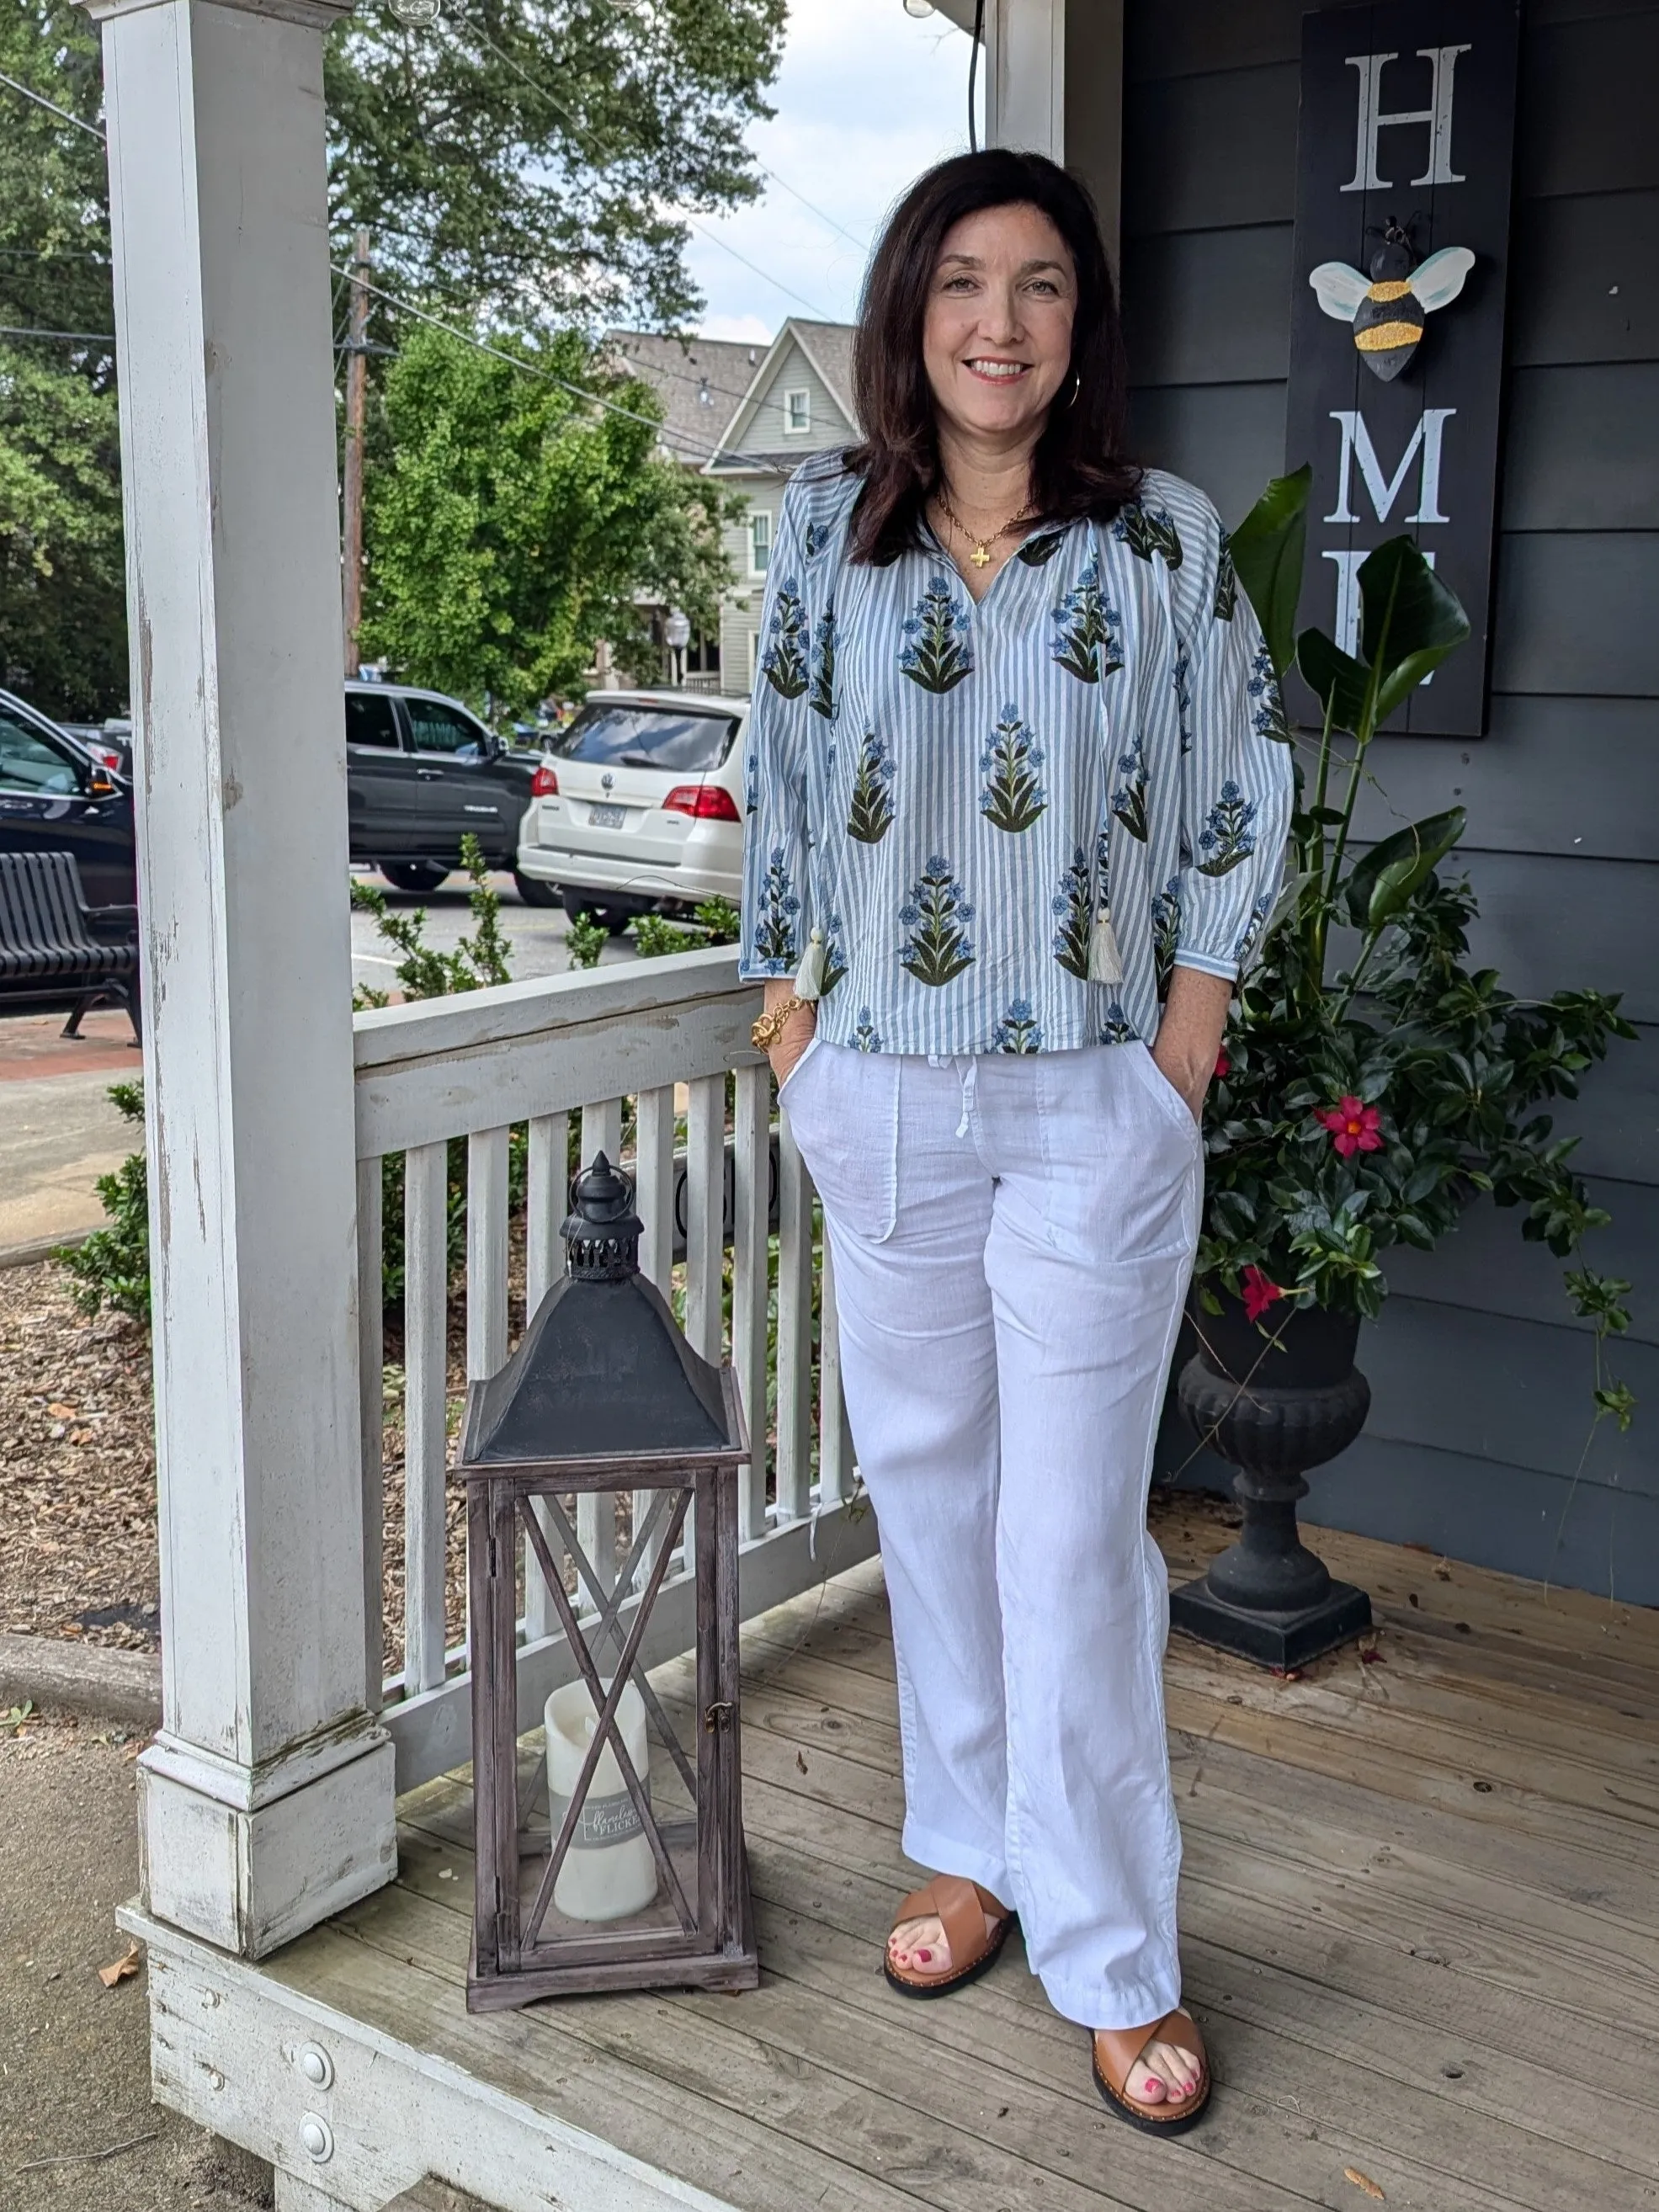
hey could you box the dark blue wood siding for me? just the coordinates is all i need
[1121,1,1659,1603]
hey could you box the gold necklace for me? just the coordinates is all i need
[935,487,1036,570]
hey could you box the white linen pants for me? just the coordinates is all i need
[780,1036,1201,2031]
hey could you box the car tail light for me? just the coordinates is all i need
[529,763,560,797]
[662,783,740,822]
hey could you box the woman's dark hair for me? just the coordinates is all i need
[844,149,1141,565]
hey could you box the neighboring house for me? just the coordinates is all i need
[612,319,859,693]
[703,320,859,692]
[603,328,764,689]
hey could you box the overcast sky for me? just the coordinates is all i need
[683,0,980,343]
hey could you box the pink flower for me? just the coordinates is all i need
[1214,1050,1231,1080]
[1316,1093,1385,1157]
[1241,1266,1284,1323]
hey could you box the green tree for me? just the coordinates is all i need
[363,322,733,710]
[0,2,125,720]
[324,0,789,329]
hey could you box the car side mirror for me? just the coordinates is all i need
[88,770,116,798]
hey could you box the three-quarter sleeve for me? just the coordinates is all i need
[738,482,815,981]
[1168,496,1295,982]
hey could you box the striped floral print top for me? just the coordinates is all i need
[738,455,1293,1057]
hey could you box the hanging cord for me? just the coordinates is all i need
[969,0,986,152]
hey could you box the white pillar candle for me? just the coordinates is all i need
[543,1678,658,1922]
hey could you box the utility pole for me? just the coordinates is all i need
[341,226,370,679]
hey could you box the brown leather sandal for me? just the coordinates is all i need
[883,1875,1015,1999]
[1091,2009,1212,2135]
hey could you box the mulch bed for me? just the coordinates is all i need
[0,1263,158,1651]
[0,1258,474,1677]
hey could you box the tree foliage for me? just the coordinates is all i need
[0,1,125,720]
[363,322,735,709]
[325,0,789,329]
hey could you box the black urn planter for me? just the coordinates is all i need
[1167,1295,1373,1670]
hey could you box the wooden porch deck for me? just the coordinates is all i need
[157,1497,1659,2212]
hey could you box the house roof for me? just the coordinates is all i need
[603,329,768,469]
[706,316,860,475]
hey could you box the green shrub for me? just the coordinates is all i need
[58,1082,150,1321]
[564,908,607,969]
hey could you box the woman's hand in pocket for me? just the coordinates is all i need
[768,1002,818,1091]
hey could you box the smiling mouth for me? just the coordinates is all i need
[964,359,1031,382]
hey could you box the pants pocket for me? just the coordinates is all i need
[787,1045,900,1244]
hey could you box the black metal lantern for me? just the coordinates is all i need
[458,1153,758,2010]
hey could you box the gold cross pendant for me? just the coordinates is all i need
[970,542,992,568]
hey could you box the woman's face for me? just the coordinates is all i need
[921,200,1078,449]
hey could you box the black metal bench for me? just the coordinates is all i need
[0,850,141,1038]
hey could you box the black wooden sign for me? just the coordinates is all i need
[1286,1,1518,736]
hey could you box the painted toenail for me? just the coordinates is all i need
[916,1948,932,1963]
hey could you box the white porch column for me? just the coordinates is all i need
[88,0,397,1957]
[984,0,1125,267]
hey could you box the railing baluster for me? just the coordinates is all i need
[775,1106,815,1523]
[731,1064,771,1540]
[634,1085,675,1296]
[403,1141,449,1696]
[578,1100,625,1599]
[356,1154,386,1712]
[524,1113,568,1644]
[818,1229,855,1509]
[633,1086,676,1576]
[683,1075,725,1364]
[466,1126,510,1385]
[581,1098,623,1171]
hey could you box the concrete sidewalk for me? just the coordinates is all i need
[0,1713,271,2208]
[0,1013,140,1260]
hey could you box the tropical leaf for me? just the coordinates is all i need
[1357,539,1470,725]
[1231,465,1311,680]
[1296,625,1370,735]
[1342,808,1467,930]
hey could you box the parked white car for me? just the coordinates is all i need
[514,689,750,933]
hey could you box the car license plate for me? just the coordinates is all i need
[588,802,626,829]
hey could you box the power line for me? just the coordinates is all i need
[0,68,105,142]
[333,265,789,476]
[0,324,115,343]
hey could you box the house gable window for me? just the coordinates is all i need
[784,388,811,435]
[749,508,773,576]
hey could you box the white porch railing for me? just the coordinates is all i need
[351,947,872,1797]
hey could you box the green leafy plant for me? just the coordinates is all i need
[1204,468,1635,1433]
[564,908,608,970]
[57,1082,150,1321]
[631,895,742,960]
[350,833,511,1005]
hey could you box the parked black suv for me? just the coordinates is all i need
[1,681,539,916]
[0,688,136,908]
[346,681,540,891]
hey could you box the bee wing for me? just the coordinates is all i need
[1409,246,1476,313]
[1309,262,1369,322]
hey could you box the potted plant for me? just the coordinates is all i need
[1170,467,1637,1669]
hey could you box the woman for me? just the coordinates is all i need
[739,149,1291,2135]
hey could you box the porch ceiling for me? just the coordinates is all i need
[128,1497,1659,2209]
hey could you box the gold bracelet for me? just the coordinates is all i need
[750,997,807,1053]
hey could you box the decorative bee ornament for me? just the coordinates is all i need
[1311,220,1476,382]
